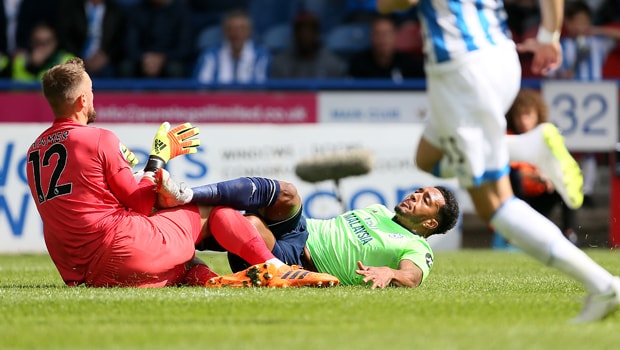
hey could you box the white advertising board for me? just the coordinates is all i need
[542,81,618,151]
[0,123,467,253]
[318,91,430,123]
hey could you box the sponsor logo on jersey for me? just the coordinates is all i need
[425,253,434,268]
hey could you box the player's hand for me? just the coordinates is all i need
[516,38,562,75]
[355,261,394,289]
[120,142,139,168]
[154,168,193,208]
[150,122,200,163]
[132,170,145,182]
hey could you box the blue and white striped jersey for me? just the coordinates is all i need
[417,0,513,64]
[193,41,270,84]
[555,35,616,81]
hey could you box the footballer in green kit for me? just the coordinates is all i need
[156,174,459,289]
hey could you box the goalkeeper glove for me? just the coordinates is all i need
[144,122,200,172]
[120,142,139,168]
[155,168,193,208]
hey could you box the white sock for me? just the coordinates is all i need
[266,258,285,268]
[491,198,613,294]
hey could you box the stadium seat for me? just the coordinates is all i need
[248,0,301,36]
[325,23,370,57]
[396,20,423,55]
[300,0,348,34]
[113,0,140,15]
[602,22,620,79]
[261,23,292,53]
[113,0,139,6]
[191,13,222,38]
[195,25,223,51]
[603,47,620,79]
[189,0,250,35]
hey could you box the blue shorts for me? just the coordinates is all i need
[227,210,309,272]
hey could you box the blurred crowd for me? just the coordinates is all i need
[1,0,620,83]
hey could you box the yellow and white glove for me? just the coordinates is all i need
[144,122,200,172]
[120,142,139,168]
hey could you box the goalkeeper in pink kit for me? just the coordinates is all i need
[26,58,208,287]
[27,57,338,288]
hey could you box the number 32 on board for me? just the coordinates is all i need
[542,81,618,152]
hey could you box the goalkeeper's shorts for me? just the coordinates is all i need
[86,204,202,288]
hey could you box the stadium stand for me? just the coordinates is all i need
[195,25,223,52]
[248,0,300,37]
[261,23,292,53]
[188,0,250,32]
[299,0,348,34]
[325,23,371,59]
[395,20,423,57]
[602,22,620,78]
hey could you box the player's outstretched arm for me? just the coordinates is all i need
[144,122,200,172]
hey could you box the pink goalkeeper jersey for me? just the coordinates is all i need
[26,118,156,285]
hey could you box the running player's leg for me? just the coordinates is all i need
[423,117,584,207]
[420,45,618,322]
[506,123,584,209]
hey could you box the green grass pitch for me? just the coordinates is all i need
[1,249,620,350]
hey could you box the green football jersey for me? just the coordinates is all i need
[305,204,434,286]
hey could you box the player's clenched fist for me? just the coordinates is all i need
[145,122,200,172]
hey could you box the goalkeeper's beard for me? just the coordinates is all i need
[86,107,96,124]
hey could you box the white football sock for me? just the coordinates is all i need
[491,198,613,294]
[266,258,285,268]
